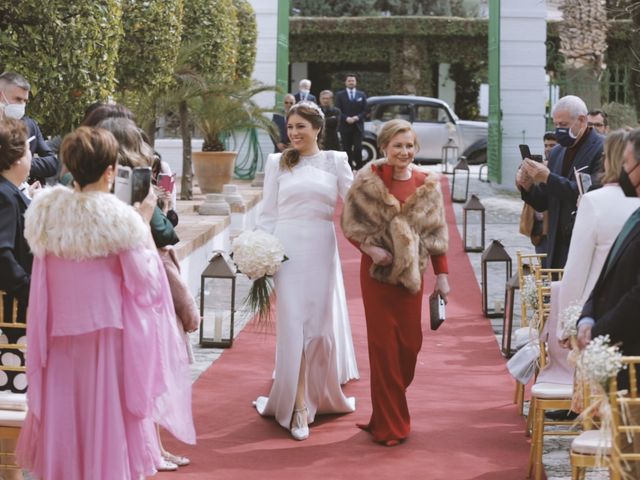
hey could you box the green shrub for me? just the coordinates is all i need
[181,0,239,82]
[0,1,122,136]
[602,102,638,129]
[233,0,257,82]
[117,0,184,100]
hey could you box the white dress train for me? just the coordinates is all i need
[255,151,357,430]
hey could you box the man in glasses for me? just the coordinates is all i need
[587,109,608,135]
[271,94,295,153]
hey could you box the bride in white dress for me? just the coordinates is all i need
[254,101,357,440]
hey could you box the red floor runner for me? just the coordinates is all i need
[164,178,531,479]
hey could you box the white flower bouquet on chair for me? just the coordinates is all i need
[231,230,287,324]
[559,302,582,342]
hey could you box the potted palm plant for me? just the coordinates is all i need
[189,81,277,194]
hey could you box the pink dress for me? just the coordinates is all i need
[15,186,195,480]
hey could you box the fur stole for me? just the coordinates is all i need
[25,185,149,260]
[341,160,448,294]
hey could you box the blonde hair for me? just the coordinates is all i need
[96,117,154,168]
[377,119,420,153]
[601,129,629,184]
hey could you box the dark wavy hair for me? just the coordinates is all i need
[280,102,324,170]
[0,118,28,171]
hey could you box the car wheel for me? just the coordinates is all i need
[467,149,487,165]
[361,138,378,166]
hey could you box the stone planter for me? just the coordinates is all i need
[192,151,238,194]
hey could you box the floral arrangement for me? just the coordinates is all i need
[231,230,287,324]
[559,302,583,340]
[521,274,539,315]
[581,334,624,390]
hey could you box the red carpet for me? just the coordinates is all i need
[163,178,531,479]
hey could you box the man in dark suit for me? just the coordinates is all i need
[319,90,341,151]
[0,72,58,185]
[516,95,603,268]
[335,73,367,170]
[271,94,295,153]
[293,79,316,104]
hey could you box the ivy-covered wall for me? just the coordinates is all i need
[291,16,635,110]
[0,1,123,135]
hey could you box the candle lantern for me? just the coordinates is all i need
[481,240,513,318]
[501,272,520,357]
[462,194,485,252]
[440,138,459,174]
[451,156,470,203]
[199,252,236,348]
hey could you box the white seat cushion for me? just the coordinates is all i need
[571,429,611,455]
[531,382,573,398]
[0,409,26,428]
[0,392,26,411]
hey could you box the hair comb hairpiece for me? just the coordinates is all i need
[294,101,325,120]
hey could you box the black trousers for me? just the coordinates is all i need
[341,128,363,170]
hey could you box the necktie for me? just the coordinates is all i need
[349,90,354,101]
[604,207,640,277]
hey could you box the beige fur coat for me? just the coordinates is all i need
[341,161,448,294]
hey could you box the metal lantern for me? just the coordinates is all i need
[462,194,485,252]
[481,240,513,319]
[199,252,236,348]
[440,138,458,174]
[501,272,520,357]
[451,156,470,203]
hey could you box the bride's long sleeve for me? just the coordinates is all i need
[256,154,280,234]
[335,151,354,199]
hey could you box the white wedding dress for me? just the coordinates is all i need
[255,151,358,430]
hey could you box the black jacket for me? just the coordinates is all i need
[521,128,603,268]
[294,92,317,104]
[321,106,341,151]
[23,116,59,182]
[271,114,288,153]
[335,89,367,133]
[0,176,31,297]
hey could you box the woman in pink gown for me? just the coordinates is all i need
[16,127,195,480]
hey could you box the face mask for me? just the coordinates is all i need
[300,89,309,95]
[1,92,26,120]
[619,166,639,197]
[3,102,26,120]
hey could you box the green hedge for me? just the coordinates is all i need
[181,0,239,82]
[234,0,258,82]
[0,2,122,136]
[117,0,184,98]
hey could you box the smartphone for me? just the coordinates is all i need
[519,144,532,160]
[131,167,152,205]
[158,172,175,194]
[530,154,543,163]
[114,165,132,204]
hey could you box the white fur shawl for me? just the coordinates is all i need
[25,186,149,260]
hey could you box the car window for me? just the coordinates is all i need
[415,105,450,123]
[372,103,412,122]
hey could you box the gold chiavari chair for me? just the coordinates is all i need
[513,252,547,415]
[527,268,581,480]
[610,357,640,480]
[0,291,27,472]
[569,374,611,480]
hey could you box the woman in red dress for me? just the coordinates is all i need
[342,119,450,446]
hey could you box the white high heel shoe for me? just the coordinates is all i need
[290,407,309,441]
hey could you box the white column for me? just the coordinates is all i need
[499,1,547,189]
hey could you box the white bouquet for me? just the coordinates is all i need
[231,230,287,324]
[559,302,583,340]
[581,334,624,389]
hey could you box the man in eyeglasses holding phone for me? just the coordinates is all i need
[516,95,604,268]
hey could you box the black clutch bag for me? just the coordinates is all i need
[429,294,445,331]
